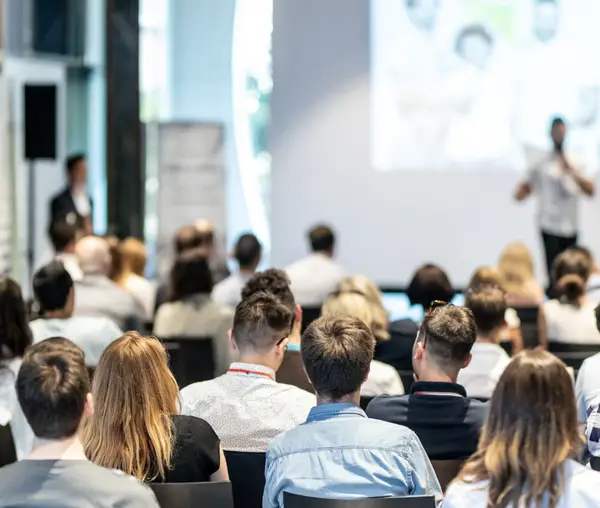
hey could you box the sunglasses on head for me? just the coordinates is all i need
[428,300,450,314]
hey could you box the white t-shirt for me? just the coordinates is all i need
[286,253,345,307]
[360,360,405,398]
[529,150,585,237]
[457,342,511,400]
[542,300,600,344]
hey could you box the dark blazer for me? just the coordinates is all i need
[50,187,93,223]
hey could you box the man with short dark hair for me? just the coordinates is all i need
[367,305,486,460]
[286,224,344,306]
[180,292,315,452]
[264,315,441,508]
[0,337,158,507]
[46,215,85,282]
[30,261,122,366]
[212,233,262,308]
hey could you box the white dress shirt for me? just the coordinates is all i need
[286,253,345,307]
[211,272,254,309]
[71,188,91,217]
[542,300,600,344]
[361,360,404,397]
[180,362,316,452]
[444,460,600,508]
[457,342,511,400]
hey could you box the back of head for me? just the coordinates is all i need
[121,237,147,277]
[465,286,507,336]
[552,249,591,304]
[234,233,262,270]
[322,291,374,335]
[0,277,32,359]
[33,261,74,314]
[169,249,213,301]
[460,350,579,508]
[418,305,477,366]
[242,268,296,314]
[48,215,80,253]
[406,264,455,308]
[85,332,178,481]
[308,224,335,254]
[469,266,506,291]
[17,337,89,439]
[104,235,123,281]
[338,276,389,341]
[75,236,111,276]
[302,315,375,400]
[233,292,294,355]
[498,242,535,293]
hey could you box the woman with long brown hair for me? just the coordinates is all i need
[85,332,228,483]
[445,350,600,508]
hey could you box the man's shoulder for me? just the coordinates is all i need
[366,394,410,418]
[275,382,316,403]
[180,378,223,409]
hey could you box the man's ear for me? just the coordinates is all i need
[84,393,94,417]
[276,337,289,358]
[228,328,238,351]
[462,352,472,369]
[414,340,425,361]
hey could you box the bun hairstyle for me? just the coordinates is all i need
[552,249,592,305]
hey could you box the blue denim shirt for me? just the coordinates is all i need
[263,403,442,508]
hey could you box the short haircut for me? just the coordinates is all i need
[406,264,455,308]
[465,286,507,335]
[174,225,212,254]
[469,266,506,291]
[234,233,262,269]
[552,248,592,303]
[33,261,74,313]
[49,215,79,252]
[418,305,477,364]
[302,315,375,399]
[66,153,85,175]
[0,278,32,359]
[242,269,296,314]
[551,116,565,129]
[309,225,336,253]
[17,337,90,440]
[169,249,213,301]
[120,237,147,277]
[232,291,294,354]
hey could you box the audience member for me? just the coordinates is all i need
[115,238,155,320]
[263,316,441,508]
[539,248,600,346]
[104,235,124,282]
[30,261,122,366]
[458,286,511,400]
[286,224,344,307]
[575,304,600,421]
[0,337,159,507]
[180,292,315,452]
[47,215,84,282]
[0,278,33,459]
[405,263,455,311]
[194,219,231,285]
[153,250,234,376]
[241,269,312,392]
[572,245,600,304]
[498,242,545,306]
[322,291,404,397]
[74,236,143,331]
[445,350,600,508]
[367,304,486,460]
[212,233,262,308]
[85,332,228,483]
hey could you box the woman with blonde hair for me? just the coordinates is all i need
[498,242,545,305]
[85,332,228,483]
[445,350,600,507]
[322,290,404,397]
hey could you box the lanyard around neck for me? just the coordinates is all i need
[227,367,274,381]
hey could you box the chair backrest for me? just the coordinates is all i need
[359,396,375,411]
[513,306,539,349]
[150,481,233,508]
[548,342,600,372]
[161,336,215,387]
[0,423,17,468]
[398,370,415,393]
[302,306,322,333]
[277,350,314,393]
[224,451,266,508]
[284,493,436,508]
[430,459,465,492]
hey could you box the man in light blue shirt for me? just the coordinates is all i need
[263,315,442,508]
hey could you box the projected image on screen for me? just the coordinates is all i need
[371,0,600,172]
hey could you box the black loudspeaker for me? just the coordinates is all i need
[23,84,57,160]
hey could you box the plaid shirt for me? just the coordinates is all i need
[586,396,600,457]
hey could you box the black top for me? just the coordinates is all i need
[50,186,93,223]
[375,319,419,373]
[161,415,221,483]
[366,381,487,460]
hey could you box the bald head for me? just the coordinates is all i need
[75,236,111,276]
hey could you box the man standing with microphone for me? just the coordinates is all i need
[514,117,595,288]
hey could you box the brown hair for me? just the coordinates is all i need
[417,305,476,364]
[242,269,296,315]
[120,238,147,278]
[469,266,506,291]
[456,350,580,508]
[84,332,179,482]
[406,264,455,308]
[338,276,389,341]
[169,249,213,301]
[465,286,507,336]
[552,249,592,304]
[104,235,124,282]
[498,242,536,295]
[308,224,335,253]
[17,337,89,439]
[302,315,375,399]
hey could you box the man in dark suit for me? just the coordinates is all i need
[50,154,93,234]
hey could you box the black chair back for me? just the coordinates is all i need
[513,306,539,349]
[224,451,266,508]
[398,371,415,393]
[359,396,375,411]
[302,306,322,333]
[284,493,435,508]
[278,350,314,393]
[548,342,600,372]
[161,336,215,387]
[150,481,233,508]
[0,424,17,468]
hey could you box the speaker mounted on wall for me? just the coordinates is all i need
[23,84,57,160]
